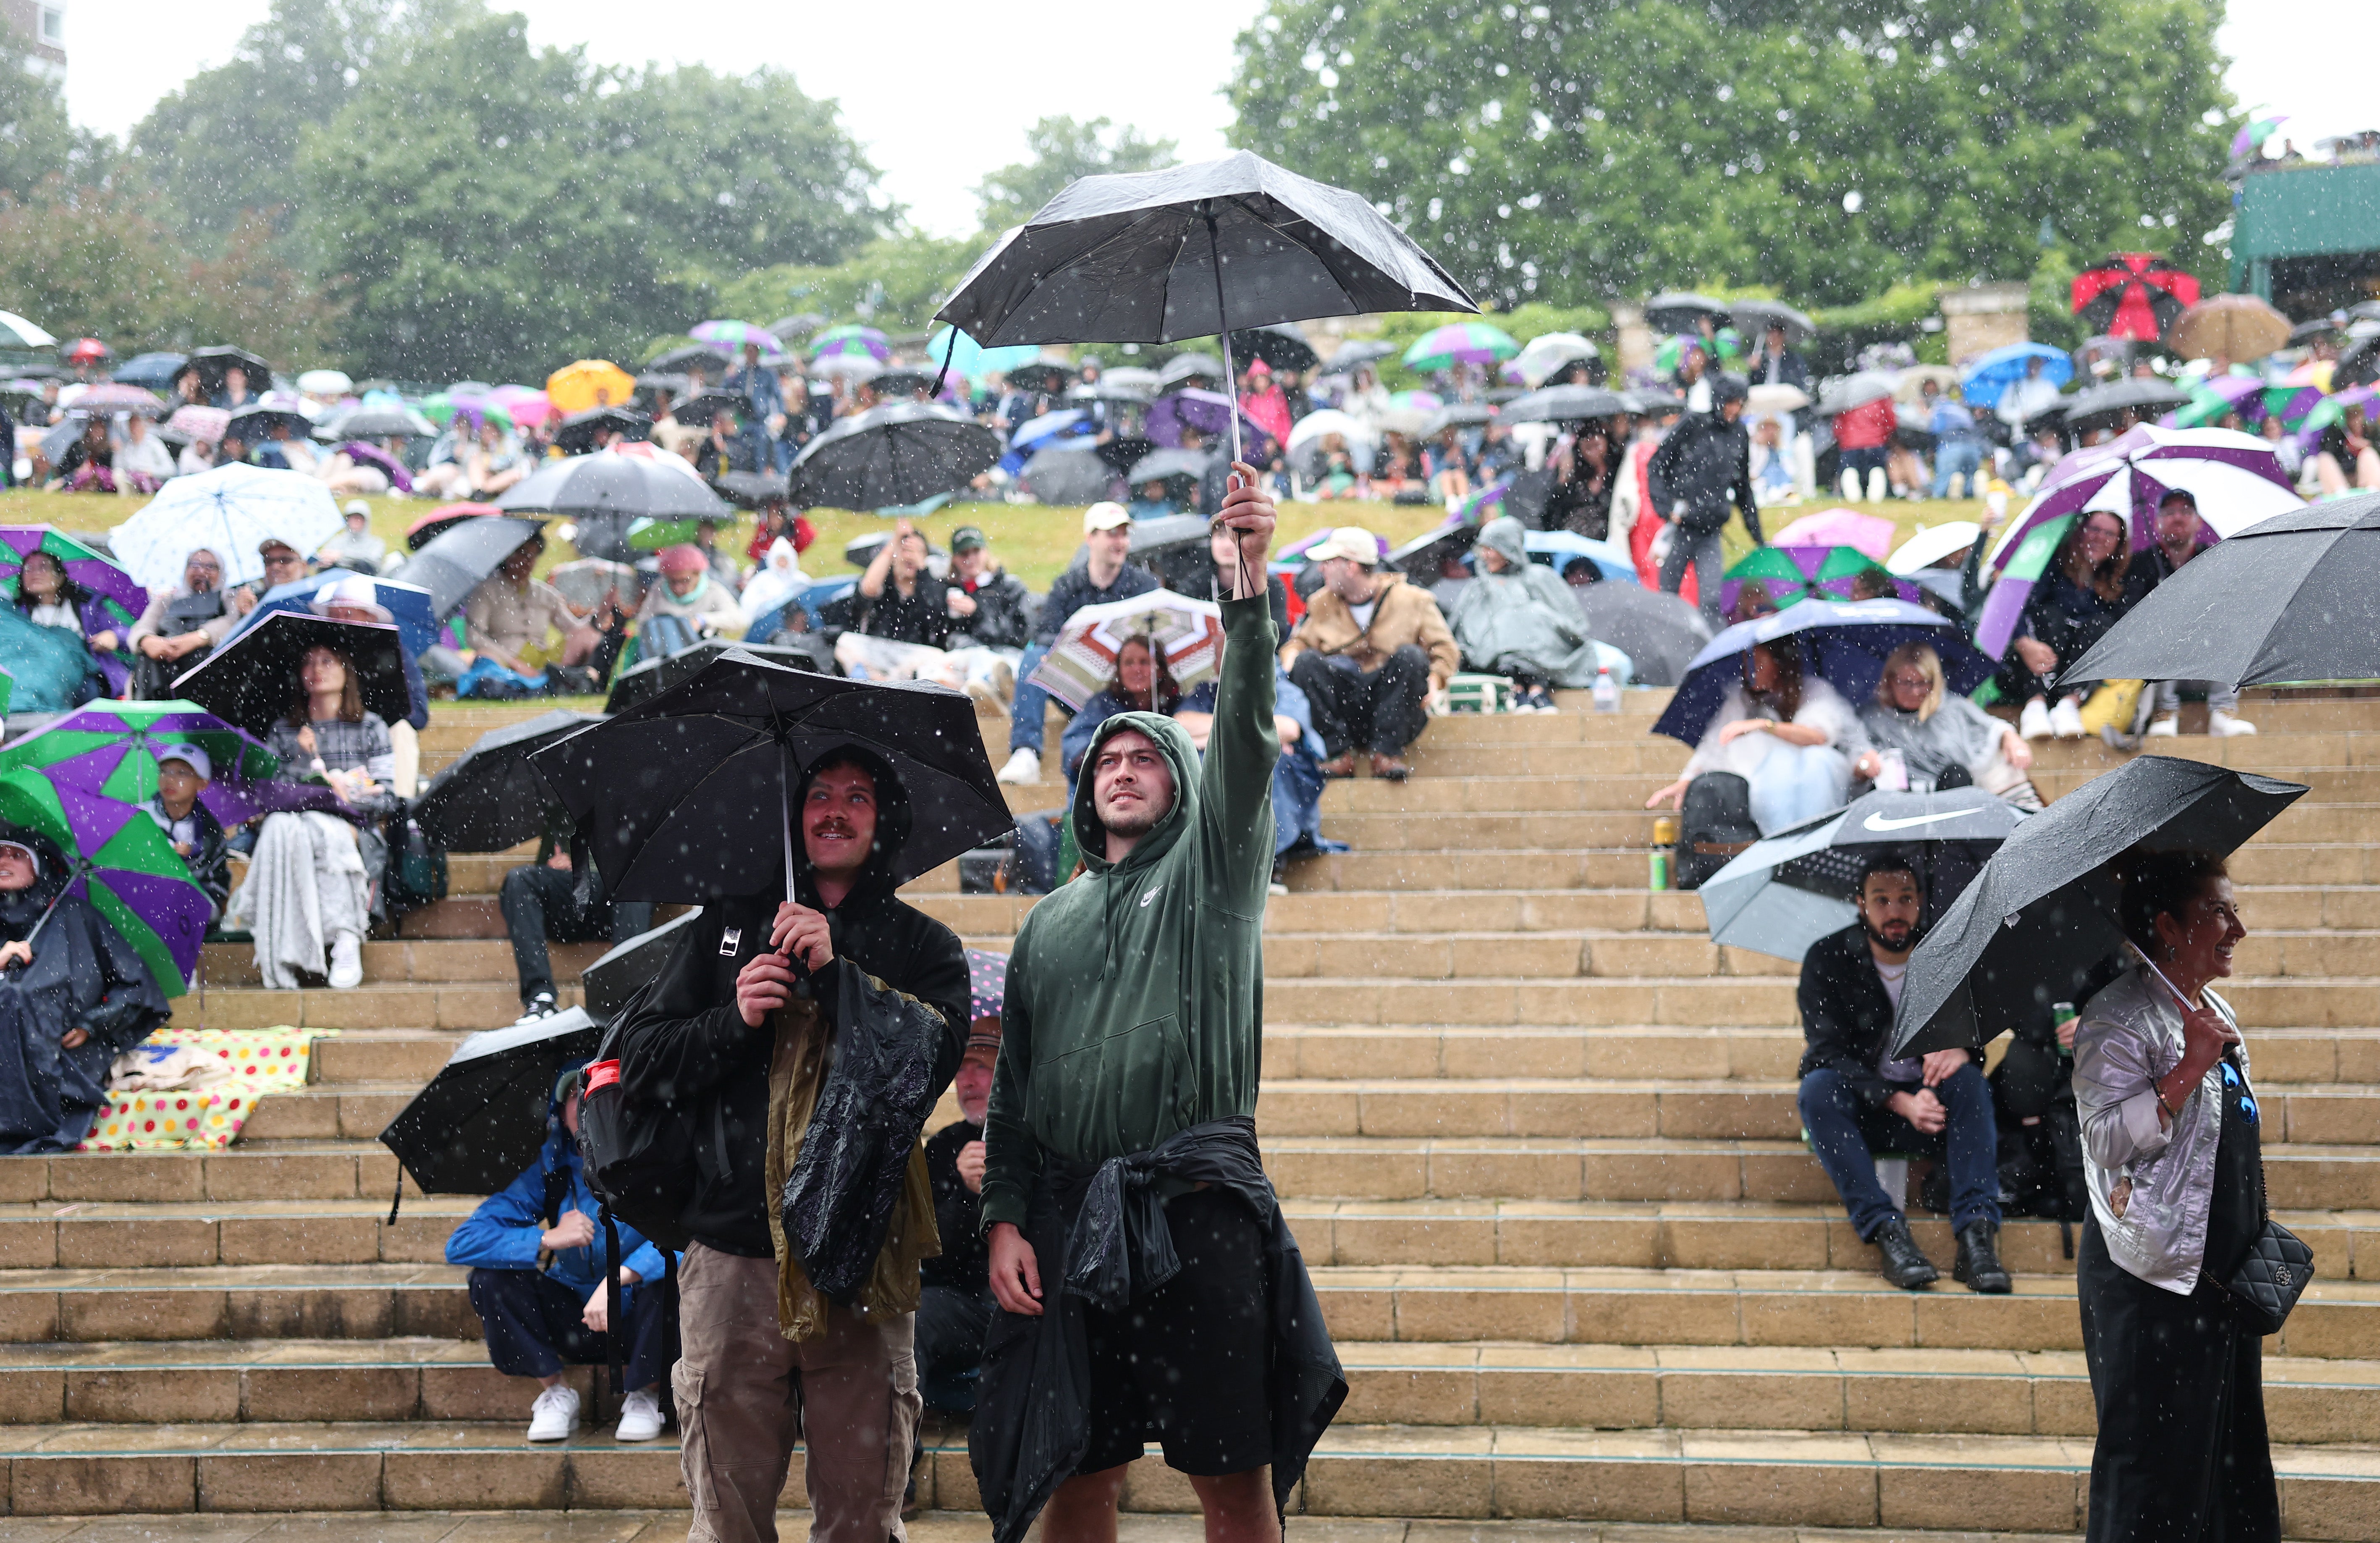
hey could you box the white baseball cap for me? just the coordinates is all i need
[1083,502,1132,533]
[1306,526,1382,566]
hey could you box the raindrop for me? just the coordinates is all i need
[1843,190,1865,213]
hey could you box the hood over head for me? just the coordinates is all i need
[0,821,70,935]
[1476,515,1529,570]
[792,742,913,909]
[1068,709,1200,879]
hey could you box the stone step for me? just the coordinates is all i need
[169,985,578,1033]
[198,941,608,989]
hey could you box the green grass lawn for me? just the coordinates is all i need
[0,485,1993,591]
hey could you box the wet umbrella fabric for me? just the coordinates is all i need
[2062,493,2380,690]
[1020,446,1113,506]
[1503,385,1628,425]
[498,450,730,522]
[0,700,334,832]
[1156,354,1224,388]
[1699,788,2023,963]
[788,402,1001,511]
[317,404,435,441]
[1731,300,1816,344]
[187,346,272,392]
[648,343,731,376]
[1521,531,1635,583]
[1643,293,1730,333]
[2070,254,2201,342]
[113,353,187,391]
[386,516,546,623]
[0,766,211,995]
[582,911,704,1025]
[414,709,605,853]
[1890,758,2304,1058]
[1230,324,1318,372]
[2059,376,2192,430]
[1652,600,1993,747]
[379,1008,601,1195]
[1028,590,1227,712]
[1124,446,1214,485]
[2170,296,2291,364]
[173,613,411,738]
[1569,584,1710,688]
[71,384,165,417]
[1145,389,1273,457]
[0,528,146,635]
[1402,322,1519,373]
[109,464,343,592]
[1815,373,1896,416]
[1958,343,2073,411]
[553,407,653,456]
[528,648,1009,904]
[1720,546,1914,614]
[1512,333,1600,388]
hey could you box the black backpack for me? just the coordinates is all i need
[1672,772,1759,891]
[576,1000,700,1253]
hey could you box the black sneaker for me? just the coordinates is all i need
[1869,1214,1940,1290]
[515,992,558,1025]
[1953,1220,2013,1294]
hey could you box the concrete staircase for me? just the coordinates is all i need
[0,696,2375,1537]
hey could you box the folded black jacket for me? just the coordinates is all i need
[969,1116,1345,1543]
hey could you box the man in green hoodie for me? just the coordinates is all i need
[970,468,1345,1543]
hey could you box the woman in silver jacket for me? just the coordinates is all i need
[2071,850,2277,1542]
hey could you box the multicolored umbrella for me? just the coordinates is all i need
[2165,375,2266,429]
[1401,322,1520,373]
[2231,115,2288,160]
[2070,253,2201,342]
[1719,546,1916,615]
[1971,513,2076,666]
[0,766,211,994]
[167,404,229,443]
[1145,389,1274,457]
[0,528,147,637]
[690,321,789,361]
[545,360,637,414]
[809,324,892,364]
[0,700,337,832]
[1026,590,1227,713]
[1766,509,1898,561]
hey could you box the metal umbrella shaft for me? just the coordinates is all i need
[1202,207,1259,604]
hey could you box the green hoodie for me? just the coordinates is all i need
[980,596,1279,1231]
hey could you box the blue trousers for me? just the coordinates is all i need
[1797,1063,2001,1239]
[1930,439,1984,498]
[1008,641,1059,755]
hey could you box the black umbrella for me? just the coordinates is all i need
[713,469,789,509]
[379,1009,600,1196]
[1622,387,1683,416]
[386,515,546,621]
[649,343,730,376]
[187,345,272,393]
[1094,434,1160,474]
[603,637,822,714]
[553,405,653,456]
[173,612,411,737]
[113,352,188,391]
[634,372,692,398]
[1020,444,1113,505]
[1156,353,1224,389]
[315,404,433,441]
[1504,385,1629,425]
[583,911,705,1023]
[1004,360,1075,394]
[1732,299,1817,344]
[227,404,313,442]
[414,709,605,852]
[788,401,1001,511]
[531,647,1011,904]
[2063,493,2380,689]
[1231,323,1319,372]
[2060,376,2189,430]
[869,364,940,397]
[1571,584,1711,687]
[934,150,1475,465]
[1890,758,2307,1058]
[1643,292,1730,333]
[1125,446,1215,485]
[497,451,731,521]
[670,391,742,425]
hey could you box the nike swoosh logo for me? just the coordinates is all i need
[1862,810,1979,832]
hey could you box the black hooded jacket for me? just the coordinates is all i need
[611,751,970,1257]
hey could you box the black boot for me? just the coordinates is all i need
[1869,1214,1939,1290]
[1953,1220,2013,1294]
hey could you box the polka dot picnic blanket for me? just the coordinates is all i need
[77,1025,337,1152]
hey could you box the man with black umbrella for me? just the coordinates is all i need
[612,745,969,1543]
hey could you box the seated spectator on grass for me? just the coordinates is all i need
[1644,638,1862,835]
[1126,478,1179,519]
[457,533,602,698]
[2311,406,2380,496]
[113,415,174,494]
[1796,853,2007,1293]
[1279,525,1459,781]
[1448,515,1611,714]
[917,1002,1001,1416]
[0,826,171,1152]
[854,519,951,649]
[128,548,251,698]
[317,502,388,573]
[1856,643,2040,809]
[635,543,746,661]
[52,418,117,493]
[465,415,529,499]
[2000,511,2153,742]
[447,1068,677,1445]
[501,806,653,1024]
[1425,423,1476,507]
[944,525,1035,651]
[143,746,229,923]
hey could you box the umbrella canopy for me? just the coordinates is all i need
[491,386,555,430]
[0,700,327,833]
[1731,299,1816,344]
[1010,408,1091,452]
[70,384,164,417]
[1891,758,2305,1058]
[2062,492,2380,690]
[387,515,547,622]
[1146,388,1273,456]
[1890,365,1961,407]
[788,401,1002,511]
[1096,365,1162,396]
[1815,373,1896,416]
[64,338,112,365]
[110,464,342,592]
[497,448,731,521]
[772,314,827,343]
[584,912,705,1023]
[1653,600,1994,746]
[0,311,56,349]
[1402,321,1520,373]
[925,327,1042,385]
[2071,254,2201,342]
[296,370,353,398]
[1700,788,2024,962]
[228,403,315,442]
[228,569,440,664]
[1322,340,1398,373]
[1003,359,1075,395]
[1520,530,1635,582]
[1125,446,1215,485]
[1767,508,1898,561]
[317,404,435,441]
[530,648,1009,903]
[0,527,147,635]
[810,324,892,363]
[379,1009,600,1195]
[647,342,731,376]
[1285,409,1374,452]
[165,405,230,445]
[553,405,653,456]
[1887,521,1984,575]
[2061,375,2192,431]
[2165,375,2266,430]
[1958,343,2073,410]
[1230,323,1319,372]
[0,767,211,995]
[1021,445,1115,505]
[1502,384,1627,425]
[1719,544,1913,614]
[1420,403,1496,438]
[713,470,789,510]
[1156,353,1224,389]
[691,320,788,361]
[2231,115,2288,159]
[671,391,744,427]
[870,364,941,398]
[415,708,605,852]
[1746,383,1810,415]
[173,613,411,738]
[1027,589,1227,712]
[1643,293,1730,333]
[1512,333,1600,388]
[545,360,637,414]
[186,346,272,393]
[113,352,188,391]
[404,501,503,552]
[2169,295,2290,363]
[1093,434,1161,475]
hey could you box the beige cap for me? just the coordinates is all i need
[1083,501,1132,533]
[1306,525,1382,565]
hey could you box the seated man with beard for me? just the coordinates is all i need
[1795,853,2008,1295]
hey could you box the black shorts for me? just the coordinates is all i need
[1077,1186,1273,1477]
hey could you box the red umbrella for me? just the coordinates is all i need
[64,338,113,365]
[2070,254,2202,342]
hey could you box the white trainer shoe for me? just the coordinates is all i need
[2210,710,2258,737]
[2048,697,2086,739]
[614,1387,665,1442]
[527,1384,580,1442]
[996,747,1041,785]
[2145,714,2180,737]
[2018,698,2053,740]
[328,932,363,989]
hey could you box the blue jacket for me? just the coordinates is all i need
[445,1135,671,1308]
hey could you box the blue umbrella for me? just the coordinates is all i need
[1520,530,1638,583]
[1652,599,1995,746]
[227,572,440,663]
[928,327,1042,385]
[113,352,189,391]
[1958,342,2073,410]
[745,576,857,643]
[1009,408,1090,452]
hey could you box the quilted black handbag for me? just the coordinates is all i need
[2216,1052,2315,1336]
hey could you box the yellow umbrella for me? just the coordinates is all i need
[545,359,636,414]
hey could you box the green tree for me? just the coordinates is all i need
[0,41,109,197]
[1229,0,2235,310]
[712,231,983,339]
[976,116,1177,231]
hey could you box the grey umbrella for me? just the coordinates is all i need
[1643,293,1730,333]
[386,515,547,621]
[584,911,706,1023]
[497,451,731,521]
[1504,385,1629,425]
[1157,353,1224,389]
[1732,299,1817,344]
[1814,372,1897,416]
[1021,444,1114,504]
[316,404,435,441]
[650,343,730,376]
[2060,375,2191,429]
[788,401,1002,510]
[1571,583,1710,687]
[1126,446,1216,485]
[1324,339,1400,373]
[935,150,1476,464]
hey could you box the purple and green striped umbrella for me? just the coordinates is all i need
[1720,546,1916,615]
[0,700,337,831]
[1402,322,1520,373]
[809,325,892,364]
[0,766,210,994]
[690,320,788,360]
[0,528,146,637]
[2164,375,2265,430]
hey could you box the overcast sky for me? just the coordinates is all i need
[59,1,2380,241]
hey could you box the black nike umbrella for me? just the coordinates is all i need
[380,1008,600,1196]
[385,514,546,622]
[529,647,1010,904]
[787,401,1002,511]
[414,709,605,852]
[934,150,1476,465]
[173,612,410,737]
[1890,758,2307,1058]
[2063,494,2380,690]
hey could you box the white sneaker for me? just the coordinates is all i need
[1866,468,1888,504]
[2049,698,2085,739]
[2018,698,2053,740]
[328,932,363,989]
[2145,714,2180,738]
[2210,710,2258,737]
[614,1387,665,1442]
[996,747,1041,785]
[527,1384,579,1442]
[1840,469,1862,501]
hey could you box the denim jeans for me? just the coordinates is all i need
[1929,439,1984,498]
[1008,641,1056,755]
[1798,1062,2001,1238]
[1659,525,1727,625]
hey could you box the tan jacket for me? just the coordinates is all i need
[1278,572,1460,690]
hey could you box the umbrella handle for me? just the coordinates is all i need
[1205,211,1244,471]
